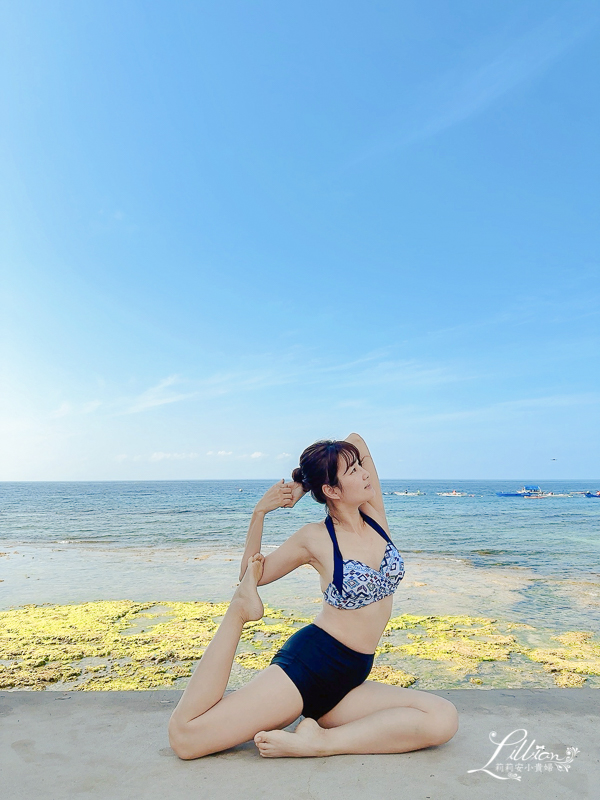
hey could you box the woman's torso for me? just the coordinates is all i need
[305,507,404,654]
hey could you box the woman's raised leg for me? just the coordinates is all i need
[169,553,265,726]
[168,553,304,759]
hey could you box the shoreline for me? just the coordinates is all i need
[2,543,600,631]
[3,535,600,693]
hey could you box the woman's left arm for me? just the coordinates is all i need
[345,432,388,524]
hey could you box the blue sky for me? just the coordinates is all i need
[1,0,599,481]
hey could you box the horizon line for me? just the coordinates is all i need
[1,478,598,484]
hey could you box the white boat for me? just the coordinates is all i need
[497,485,544,497]
[437,490,467,497]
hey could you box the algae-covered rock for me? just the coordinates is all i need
[521,628,600,687]
[1,602,599,691]
[369,665,417,687]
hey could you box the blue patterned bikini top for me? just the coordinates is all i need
[322,510,405,610]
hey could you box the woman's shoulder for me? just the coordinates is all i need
[295,520,329,568]
[299,520,328,544]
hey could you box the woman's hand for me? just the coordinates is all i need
[285,480,307,508]
[255,479,294,514]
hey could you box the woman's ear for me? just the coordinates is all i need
[322,483,341,501]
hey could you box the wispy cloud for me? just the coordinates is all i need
[414,391,600,425]
[50,400,102,418]
[90,208,138,235]
[415,12,593,139]
[337,359,463,389]
[102,350,471,421]
[43,339,512,433]
[82,400,102,413]
[149,452,199,462]
[117,452,200,462]
[348,4,599,166]
[205,349,465,393]
[117,370,288,416]
[50,402,73,418]
[122,375,198,414]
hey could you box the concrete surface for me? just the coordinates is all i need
[1,689,598,799]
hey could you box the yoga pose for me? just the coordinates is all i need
[168,433,459,759]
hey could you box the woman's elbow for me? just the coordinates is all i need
[346,432,365,445]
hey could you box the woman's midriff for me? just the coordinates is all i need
[312,593,394,655]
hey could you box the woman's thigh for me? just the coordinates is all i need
[317,680,457,728]
[171,665,304,759]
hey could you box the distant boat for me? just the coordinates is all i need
[437,490,467,497]
[585,491,600,499]
[496,485,544,497]
[393,490,425,496]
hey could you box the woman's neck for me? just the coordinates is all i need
[327,504,366,536]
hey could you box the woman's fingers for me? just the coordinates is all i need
[280,484,293,507]
[259,480,294,510]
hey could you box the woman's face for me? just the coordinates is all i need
[333,454,375,505]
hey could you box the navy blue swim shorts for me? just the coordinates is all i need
[270,623,375,721]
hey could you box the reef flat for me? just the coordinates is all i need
[1,600,599,691]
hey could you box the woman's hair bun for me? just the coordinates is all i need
[292,467,306,487]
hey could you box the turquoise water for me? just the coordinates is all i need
[1,480,599,630]
[2,479,598,574]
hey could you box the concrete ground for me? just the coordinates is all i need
[1,689,597,800]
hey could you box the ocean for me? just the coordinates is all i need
[1,479,599,631]
[0,480,600,690]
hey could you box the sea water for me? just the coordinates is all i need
[1,480,599,632]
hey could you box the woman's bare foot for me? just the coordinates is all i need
[254,717,329,758]
[230,553,265,623]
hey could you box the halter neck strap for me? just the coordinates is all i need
[324,514,344,597]
[360,510,393,543]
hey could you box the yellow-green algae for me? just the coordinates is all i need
[523,630,600,688]
[1,602,599,691]
[377,614,518,675]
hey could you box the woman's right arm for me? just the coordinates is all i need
[345,432,387,523]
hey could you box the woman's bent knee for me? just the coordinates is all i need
[431,700,459,745]
[169,727,210,760]
[168,714,205,760]
[168,716,187,759]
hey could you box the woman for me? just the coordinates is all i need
[168,433,459,759]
